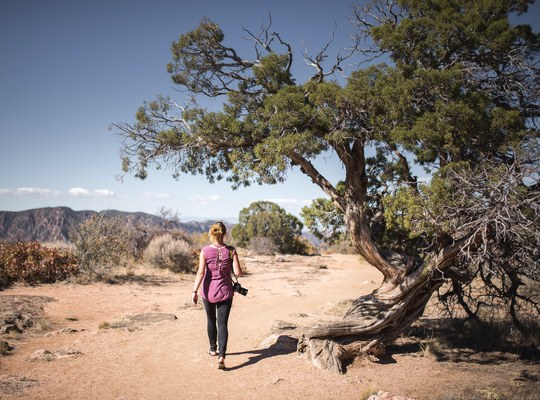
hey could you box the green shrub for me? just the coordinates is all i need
[232,201,307,254]
[0,242,79,287]
[143,233,196,273]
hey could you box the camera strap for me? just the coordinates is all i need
[229,247,240,284]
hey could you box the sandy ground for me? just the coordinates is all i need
[1,253,538,400]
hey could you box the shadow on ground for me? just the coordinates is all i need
[226,335,298,371]
[391,317,540,364]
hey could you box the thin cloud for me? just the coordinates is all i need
[191,194,221,206]
[143,192,171,200]
[94,189,115,197]
[0,187,61,197]
[68,187,116,198]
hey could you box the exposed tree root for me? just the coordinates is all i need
[298,270,444,373]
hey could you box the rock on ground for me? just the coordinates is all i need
[367,391,416,400]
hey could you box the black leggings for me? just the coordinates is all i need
[202,298,233,358]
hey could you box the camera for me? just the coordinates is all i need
[233,281,248,296]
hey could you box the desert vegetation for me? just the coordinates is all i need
[0,242,78,287]
[0,213,202,288]
[232,201,312,255]
[143,233,196,273]
[2,202,312,288]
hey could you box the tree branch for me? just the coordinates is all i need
[288,153,345,211]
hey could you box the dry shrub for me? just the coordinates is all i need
[42,241,76,252]
[359,387,380,400]
[296,236,317,255]
[134,227,194,260]
[143,234,196,273]
[323,239,356,254]
[188,232,209,249]
[70,214,135,278]
[248,236,279,255]
[325,299,354,317]
[33,317,53,332]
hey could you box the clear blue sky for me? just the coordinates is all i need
[1,0,538,222]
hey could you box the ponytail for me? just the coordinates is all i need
[209,222,227,241]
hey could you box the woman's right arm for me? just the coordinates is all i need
[192,250,206,304]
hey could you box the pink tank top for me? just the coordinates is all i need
[201,245,235,303]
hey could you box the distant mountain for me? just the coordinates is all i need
[0,207,213,243]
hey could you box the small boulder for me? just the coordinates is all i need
[259,334,298,352]
[29,348,82,361]
[1,312,33,334]
[271,320,297,332]
[367,391,416,400]
[0,340,14,355]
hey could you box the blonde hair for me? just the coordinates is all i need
[209,222,227,242]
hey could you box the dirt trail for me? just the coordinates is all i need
[1,254,538,399]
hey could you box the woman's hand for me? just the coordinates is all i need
[192,291,198,305]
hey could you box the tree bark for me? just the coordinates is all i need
[298,265,444,373]
[293,126,489,373]
[297,230,479,373]
[296,212,471,373]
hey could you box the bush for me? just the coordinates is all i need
[0,242,79,287]
[189,232,212,249]
[248,236,279,255]
[70,214,135,277]
[143,234,196,273]
[324,239,356,254]
[232,201,306,254]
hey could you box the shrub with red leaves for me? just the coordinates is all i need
[0,242,79,288]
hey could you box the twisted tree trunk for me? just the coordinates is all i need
[297,265,443,373]
[297,210,469,373]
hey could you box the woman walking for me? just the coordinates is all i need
[192,222,242,369]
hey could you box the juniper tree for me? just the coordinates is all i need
[232,201,306,254]
[114,0,539,372]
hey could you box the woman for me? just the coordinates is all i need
[192,222,242,370]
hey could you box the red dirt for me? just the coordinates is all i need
[1,254,538,399]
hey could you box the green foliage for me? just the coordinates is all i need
[117,1,538,188]
[380,187,426,251]
[232,201,307,254]
[372,0,535,71]
[167,17,228,95]
[167,17,293,98]
[252,53,295,93]
[0,242,79,287]
[300,182,347,244]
